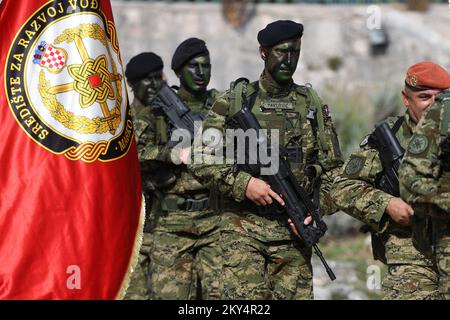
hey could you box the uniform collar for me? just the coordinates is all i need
[404,111,416,133]
[177,87,208,105]
[259,71,293,98]
[132,97,145,109]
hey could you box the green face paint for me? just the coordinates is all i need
[133,70,164,106]
[179,54,211,94]
[265,39,301,85]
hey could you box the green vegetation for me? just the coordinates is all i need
[323,86,373,157]
[326,56,343,72]
[322,84,404,158]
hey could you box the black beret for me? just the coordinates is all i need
[257,20,304,48]
[171,37,209,72]
[125,52,163,81]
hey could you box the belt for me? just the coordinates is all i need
[162,194,209,212]
[180,198,209,211]
[213,197,284,216]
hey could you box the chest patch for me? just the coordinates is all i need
[407,134,429,155]
[260,99,294,111]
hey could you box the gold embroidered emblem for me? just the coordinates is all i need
[6,3,133,163]
[38,23,122,136]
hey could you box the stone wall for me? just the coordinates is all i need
[111,2,450,99]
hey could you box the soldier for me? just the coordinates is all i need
[139,38,221,299]
[189,20,343,299]
[126,52,165,121]
[123,52,166,300]
[331,62,448,300]
[399,62,450,299]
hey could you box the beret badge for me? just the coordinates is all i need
[410,75,417,87]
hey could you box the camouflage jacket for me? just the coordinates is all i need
[331,113,417,232]
[130,98,145,123]
[400,91,450,216]
[189,73,343,241]
[131,98,156,192]
[136,87,219,197]
[331,112,435,265]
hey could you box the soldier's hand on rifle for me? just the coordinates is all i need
[288,217,313,239]
[386,197,414,226]
[179,147,191,165]
[245,177,285,206]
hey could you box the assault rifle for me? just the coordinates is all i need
[150,83,204,147]
[226,106,336,281]
[371,122,405,196]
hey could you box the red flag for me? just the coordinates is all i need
[0,0,143,299]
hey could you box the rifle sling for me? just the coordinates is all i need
[392,116,405,135]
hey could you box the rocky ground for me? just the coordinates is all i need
[312,224,387,300]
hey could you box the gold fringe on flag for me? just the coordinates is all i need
[115,193,146,299]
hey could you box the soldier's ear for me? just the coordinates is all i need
[401,89,409,108]
[259,47,267,61]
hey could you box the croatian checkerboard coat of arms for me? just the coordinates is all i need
[5,0,133,162]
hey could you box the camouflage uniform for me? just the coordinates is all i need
[139,87,222,300]
[124,98,154,300]
[189,73,343,299]
[123,234,152,300]
[331,112,440,300]
[400,91,450,299]
[130,98,145,122]
[123,52,165,300]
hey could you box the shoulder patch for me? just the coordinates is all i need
[344,156,366,176]
[407,134,429,155]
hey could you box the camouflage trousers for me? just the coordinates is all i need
[148,210,222,300]
[433,219,450,299]
[124,233,152,300]
[382,264,440,300]
[381,232,440,300]
[220,231,313,300]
